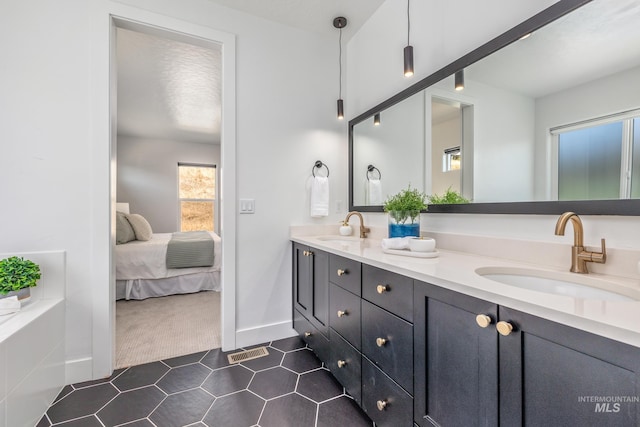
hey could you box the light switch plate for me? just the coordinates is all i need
[239,199,255,214]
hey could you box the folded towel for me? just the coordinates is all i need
[310,176,329,217]
[0,295,21,316]
[367,178,383,205]
[381,236,416,250]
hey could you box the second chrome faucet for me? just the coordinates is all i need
[554,212,606,273]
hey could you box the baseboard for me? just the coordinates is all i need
[234,320,296,349]
[65,357,93,385]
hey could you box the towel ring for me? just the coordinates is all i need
[312,160,330,177]
[366,165,381,181]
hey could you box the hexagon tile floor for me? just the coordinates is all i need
[37,336,374,427]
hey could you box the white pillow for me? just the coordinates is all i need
[115,211,136,244]
[126,213,153,241]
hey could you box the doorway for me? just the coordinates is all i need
[105,13,237,374]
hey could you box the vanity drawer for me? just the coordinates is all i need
[329,283,361,350]
[361,300,413,393]
[294,309,330,362]
[363,265,413,322]
[329,254,361,296]
[329,329,362,405]
[362,356,413,427]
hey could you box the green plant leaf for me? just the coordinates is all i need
[383,185,427,223]
[0,256,41,294]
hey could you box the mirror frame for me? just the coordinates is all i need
[349,0,640,215]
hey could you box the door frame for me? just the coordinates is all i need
[92,3,236,379]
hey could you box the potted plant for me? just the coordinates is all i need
[383,185,428,238]
[0,256,41,301]
[427,187,470,204]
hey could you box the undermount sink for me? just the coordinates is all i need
[315,235,363,243]
[476,267,639,302]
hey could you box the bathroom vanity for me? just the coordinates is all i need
[291,236,640,427]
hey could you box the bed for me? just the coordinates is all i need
[115,231,222,300]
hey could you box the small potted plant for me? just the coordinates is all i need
[383,185,428,238]
[427,187,470,204]
[0,256,41,302]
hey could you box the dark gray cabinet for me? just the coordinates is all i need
[414,280,640,427]
[292,242,329,351]
[414,281,499,427]
[498,306,640,427]
[294,242,640,427]
[361,300,414,394]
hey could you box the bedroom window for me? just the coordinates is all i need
[178,163,216,232]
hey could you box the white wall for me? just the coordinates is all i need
[348,0,640,251]
[534,64,640,199]
[353,92,425,205]
[116,136,220,232]
[1,0,346,383]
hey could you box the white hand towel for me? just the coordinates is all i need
[381,236,415,250]
[0,295,21,316]
[310,176,329,217]
[367,178,383,205]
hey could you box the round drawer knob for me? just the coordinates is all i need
[304,332,312,338]
[337,310,347,318]
[475,314,492,328]
[376,337,387,347]
[496,321,514,336]
[376,284,389,294]
[376,399,388,411]
[337,360,346,368]
[337,269,347,276]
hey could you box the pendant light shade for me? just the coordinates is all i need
[455,70,465,91]
[404,46,414,77]
[334,17,347,120]
[404,0,414,77]
[374,113,381,126]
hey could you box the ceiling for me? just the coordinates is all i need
[204,0,385,41]
[468,0,640,98]
[116,0,384,144]
[117,28,222,144]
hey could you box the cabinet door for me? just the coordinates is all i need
[414,281,498,427]
[293,243,312,315]
[329,283,362,350]
[361,300,413,394]
[292,243,329,337]
[311,249,329,336]
[362,356,413,427]
[499,306,640,427]
[329,329,362,405]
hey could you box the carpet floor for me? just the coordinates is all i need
[116,291,221,369]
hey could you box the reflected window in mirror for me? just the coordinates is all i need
[553,110,640,201]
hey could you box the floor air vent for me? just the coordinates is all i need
[227,346,270,364]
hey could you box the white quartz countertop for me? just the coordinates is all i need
[291,234,640,349]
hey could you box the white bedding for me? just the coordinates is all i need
[116,231,221,280]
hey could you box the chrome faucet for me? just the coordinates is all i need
[554,212,606,273]
[344,211,370,238]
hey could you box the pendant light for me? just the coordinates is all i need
[404,0,414,77]
[455,70,465,91]
[334,17,347,120]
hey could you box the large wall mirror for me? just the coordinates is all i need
[349,0,640,215]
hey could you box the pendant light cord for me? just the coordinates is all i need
[407,0,411,45]
[338,27,343,99]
